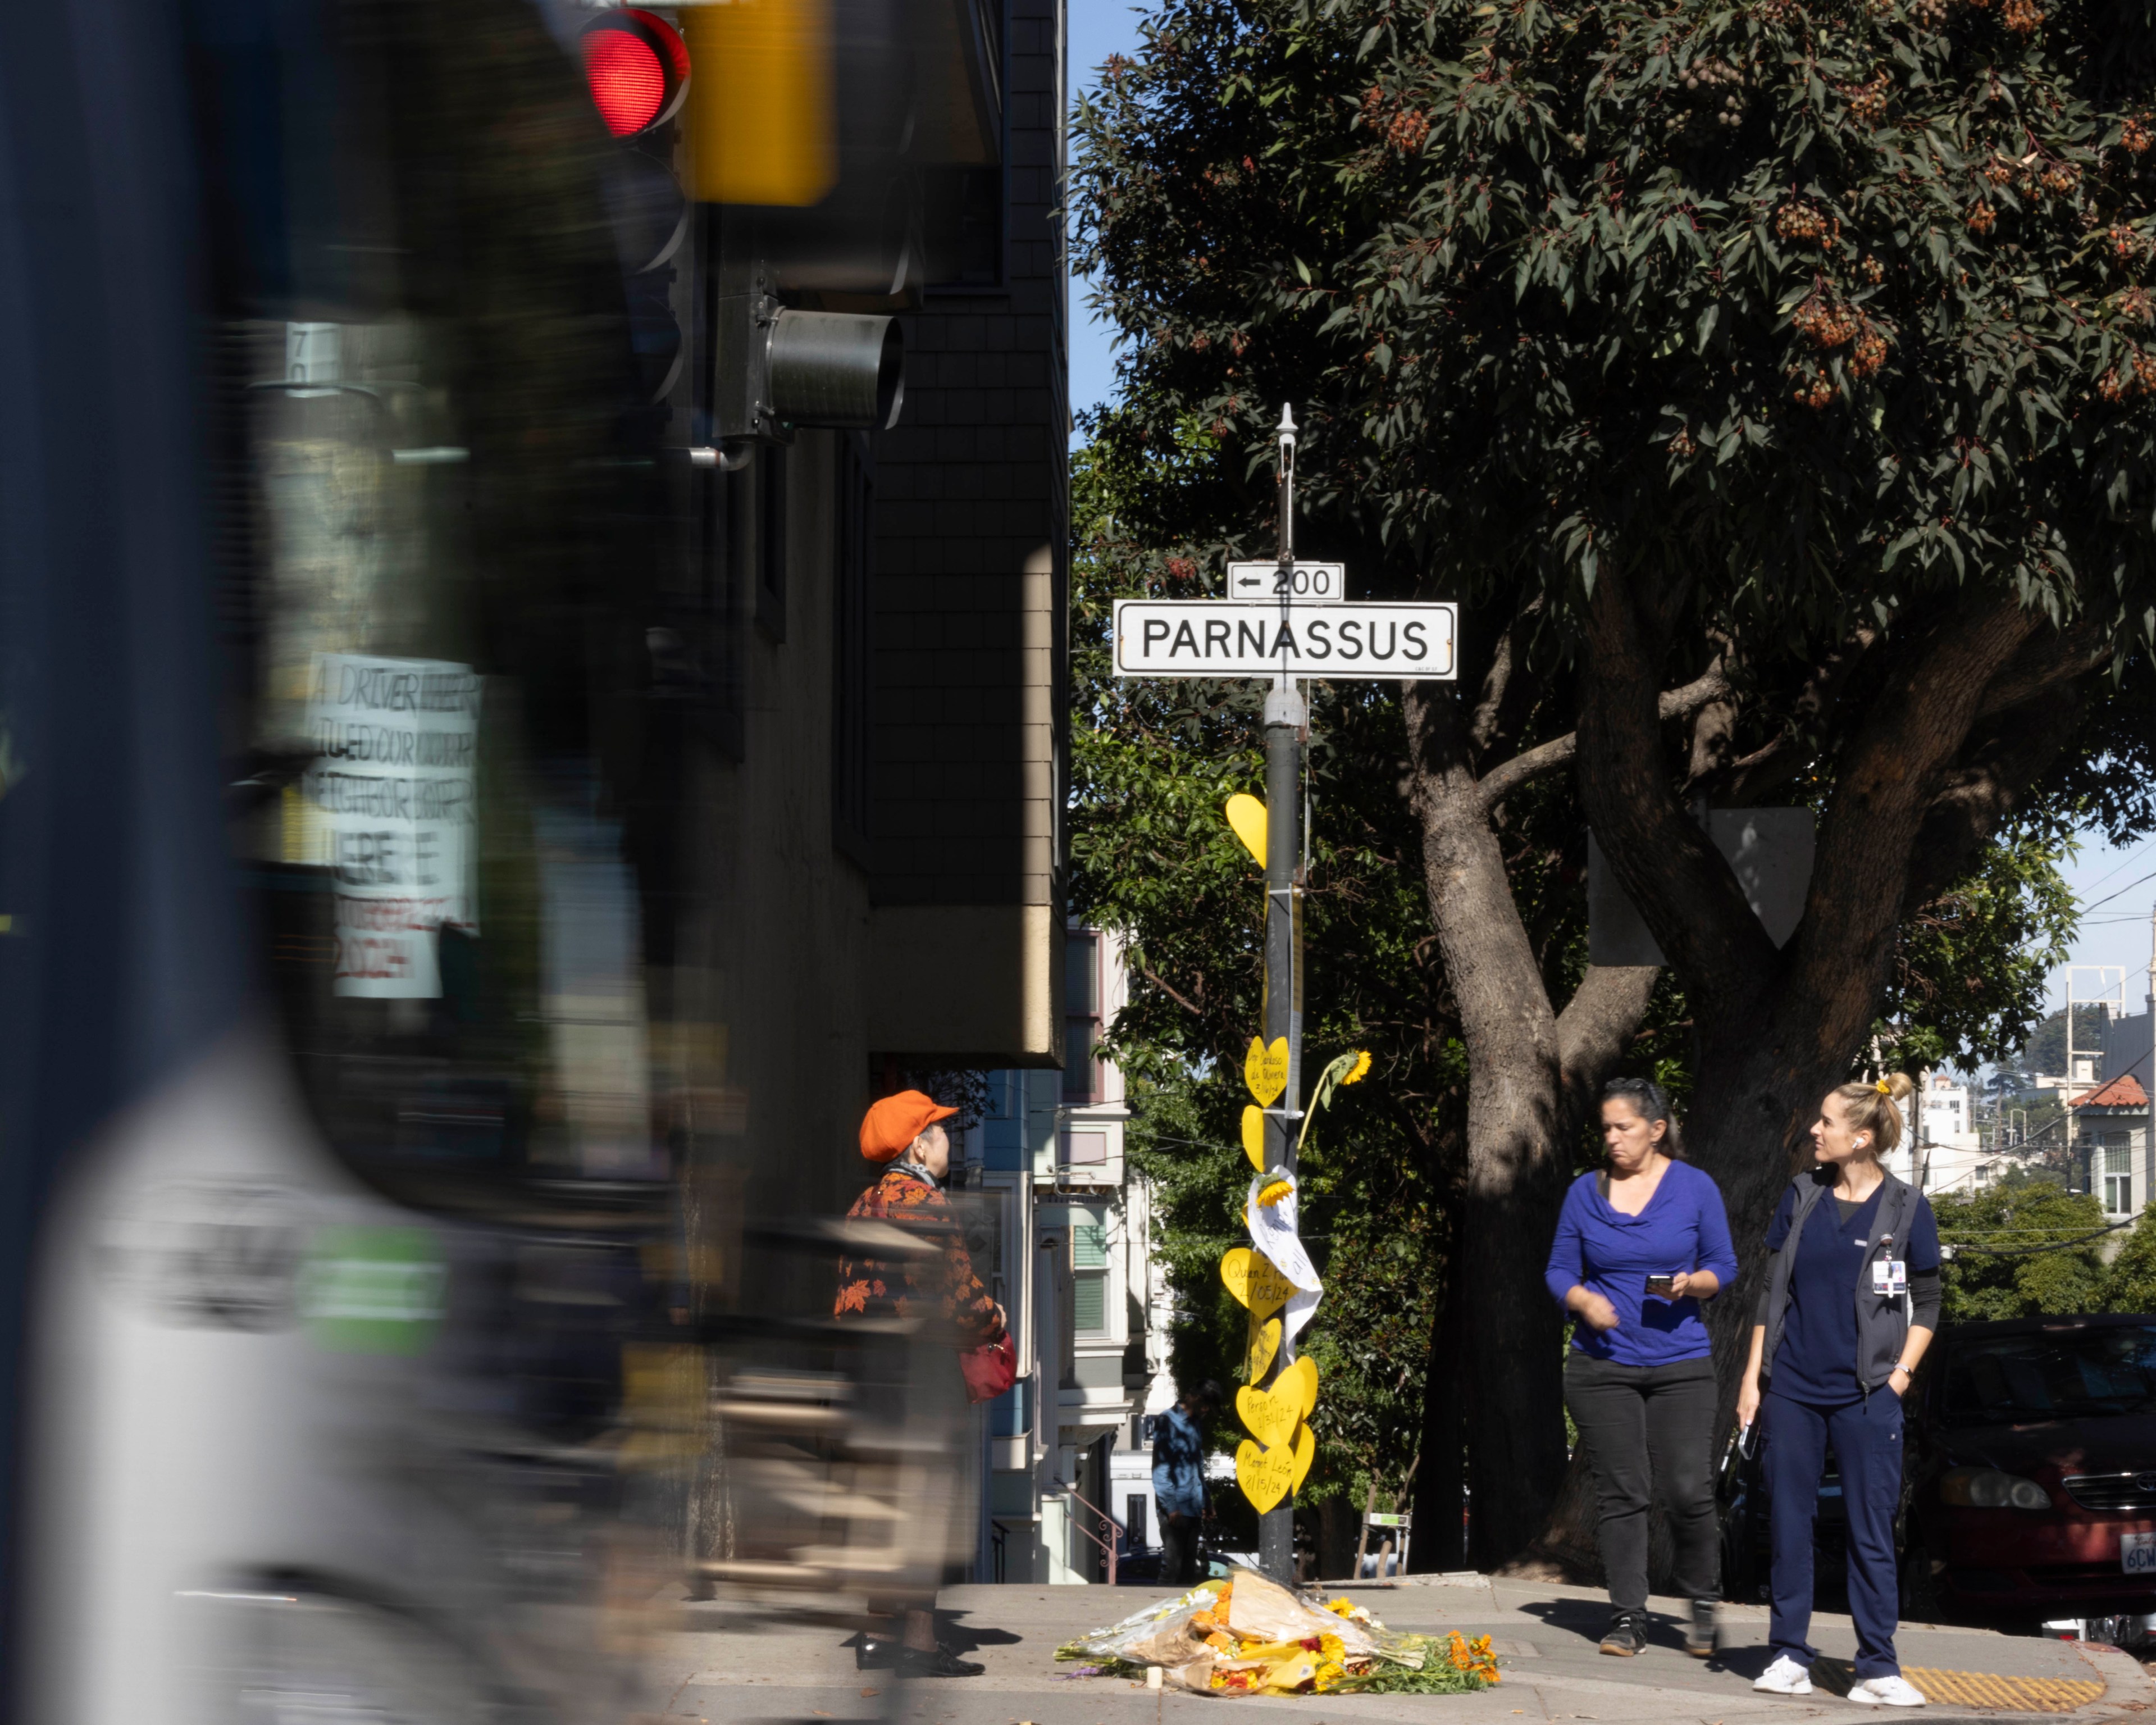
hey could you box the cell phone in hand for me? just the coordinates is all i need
[1644,1273,1676,1296]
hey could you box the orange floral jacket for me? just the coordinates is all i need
[832,1163,1002,1346]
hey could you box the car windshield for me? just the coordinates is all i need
[1943,1327,2156,1421]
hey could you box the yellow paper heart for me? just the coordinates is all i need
[1289,1422,1316,1494]
[1278,1354,1319,1419]
[1219,1247,1293,1318]
[1245,1313,1282,1382]
[1236,1437,1295,1514]
[1244,1036,1288,1106]
[1241,1104,1266,1172]
[1236,1382,1301,1451]
[1225,793,1268,867]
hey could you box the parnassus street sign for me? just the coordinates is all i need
[1112,599,1457,680]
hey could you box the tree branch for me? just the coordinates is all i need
[1138,966,1205,1020]
[1556,964,1663,1121]
[1477,661,1732,814]
[1575,576,1779,1019]
[1904,678,2102,910]
[1470,621,1516,753]
[1777,597,2042,1058]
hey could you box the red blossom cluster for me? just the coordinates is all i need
[2125,117,2152,154]
[1775,201,1833,243]
[1843,72,1891,123]
[1388,108,1432,153]
[1968,202,1997,234]
[1793,294,1859,347]
[1359,82,1432,156]
[2097,351,2156,400]
[2002,0,2044,33]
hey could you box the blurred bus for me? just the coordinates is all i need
[0,0,1034,1718]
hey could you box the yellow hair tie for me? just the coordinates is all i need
[1875,1078,1893,1096]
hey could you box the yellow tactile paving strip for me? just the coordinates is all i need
[1812,1659,2105,1713]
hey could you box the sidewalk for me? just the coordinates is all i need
[640,1574,2155,1725]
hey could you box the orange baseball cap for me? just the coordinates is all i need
[859,1090,958,1163]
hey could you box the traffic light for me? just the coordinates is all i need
[580,10,691,407]
[579,3,906,443]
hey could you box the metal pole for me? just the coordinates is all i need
[1259,406,1305,1585]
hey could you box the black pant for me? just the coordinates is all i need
[1564,1351,1720,1614]
[1159,1511,1204,1585]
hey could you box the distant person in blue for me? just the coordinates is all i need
[1546,1077,1737,1660]
[1738,1073,1939,1708]
[1152,1381,1221,1585]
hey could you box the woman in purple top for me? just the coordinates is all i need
[1545,1078,1738,1660]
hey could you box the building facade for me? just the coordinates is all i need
[956,925,1180,1583]
[2074,1075,2153,1218]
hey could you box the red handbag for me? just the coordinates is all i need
[960,1331,1017,1404]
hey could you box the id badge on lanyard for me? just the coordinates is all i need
[1871,1257,1907,1296]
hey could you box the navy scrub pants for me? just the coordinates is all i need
[1762,1387,1906,1679]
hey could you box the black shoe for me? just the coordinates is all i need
[1599,1613,1645,1657]
[1687,1599,1717,1659]
[897,1645,984,1678]
[855,1636,896,1670]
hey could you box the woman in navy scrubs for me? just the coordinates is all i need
[1546,1078,1737,1658]
[1737,1073,1940,1708]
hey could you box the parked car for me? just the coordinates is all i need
[1900,1314,2156,1626]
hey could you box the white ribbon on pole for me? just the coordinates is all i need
[1245,1171,1322,1358]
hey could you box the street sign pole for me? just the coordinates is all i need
[1259,406,1305,1585]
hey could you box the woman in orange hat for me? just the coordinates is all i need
[834,1090,1006,1677]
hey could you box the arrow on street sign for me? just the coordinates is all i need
[1113,599,1457,680]
[1227,561,1346,604]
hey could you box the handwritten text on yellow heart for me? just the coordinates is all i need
[1237,1382,1302,1451]
[1244,1314,1281,1382]
[1242,1104,1266,1172]
[1279,1354,1318,1418]
[1290,1422,1316,1494]
[1225,794,1268,867]
[1245,1037,1288,1106]
[1236,1438,1295,1514]
[1220,1248,1293,1318]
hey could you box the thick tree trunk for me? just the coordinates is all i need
[1409,1241,1466,1572]
[1571,580,2050,1482]
[1403,683,1573,1565]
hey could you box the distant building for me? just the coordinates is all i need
[956,924,1178,1583]
[1899,1072,1999,1197]
[2072,1073,2152,1219]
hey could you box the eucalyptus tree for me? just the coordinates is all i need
[1074,0,2156,1563]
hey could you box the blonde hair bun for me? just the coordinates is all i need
[1833,1070,1914,1155]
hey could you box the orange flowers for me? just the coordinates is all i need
[1446,1632,1503,1684]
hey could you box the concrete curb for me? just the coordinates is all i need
[2055,1640,2156,1722]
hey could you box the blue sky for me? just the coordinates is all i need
[1058,2,2142,1022]
[1068,1,1147,428]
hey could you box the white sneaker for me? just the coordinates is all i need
[1754,1654,1815,1695]
[1847,1676,1927,1707]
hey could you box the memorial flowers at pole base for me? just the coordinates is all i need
[1055,1569,1500,1697]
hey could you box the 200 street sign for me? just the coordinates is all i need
[1113,599,1457,680]
[1227,560,1346,603]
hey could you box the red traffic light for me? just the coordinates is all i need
[581,11,690,140]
